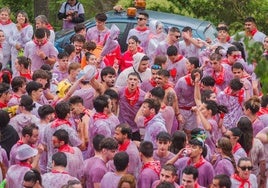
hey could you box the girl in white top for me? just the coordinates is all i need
[9,10,33,75]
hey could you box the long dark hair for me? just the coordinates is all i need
[169,130,187,154]
[237,116,253,153]
[217,137,237,174]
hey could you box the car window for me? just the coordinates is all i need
[204,24,217,41]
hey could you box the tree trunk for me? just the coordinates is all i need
[34,0,49,18]
[94,0,118,12]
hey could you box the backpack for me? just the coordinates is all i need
[63,1,81,14]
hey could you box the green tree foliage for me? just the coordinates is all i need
[48,0,117,30]
[0,0,34,22]
[0,0,117,31]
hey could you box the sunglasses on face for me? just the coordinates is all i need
[175,35,181,39]
[137,17,146,21]
[239,166,253,171]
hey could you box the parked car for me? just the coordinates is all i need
[55,9,218,53]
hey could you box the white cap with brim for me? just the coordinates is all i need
[16,144,38,161]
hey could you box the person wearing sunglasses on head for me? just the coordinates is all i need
[127,11,150,54]
[140,64,162,92]
[230,157,257,188]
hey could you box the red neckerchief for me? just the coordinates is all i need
[0,101,7,108]
[221,58,231,65]
[33,38,48,47]
[19,162,32,169]
[185,74,194,86]
[51,118,72,128]
[257,107,268,116]
[169,68,177,80]
[144,114,155,126]
[17,139,35,148]
[251,29,257,37]
[124,87,140,106]
[93,112,108,121]
[142,160,161,176]
[94,69,99,80]
[118,139,130,151]
[81,108,91,117]
[12,93,20,99]
[51,170,69,174]
[179,183,200,188]
[187,156,205,168]
[58,144,74,154]
[136,26,149,32]
[232,142,242,154]
[0,19,12,25]
[232,173,251,188]
[20,71,32,80]
[149,78,157,87]
[219,112,225,119]
[212,66,225,85]
[162,82,173,90]
[224,86,244,105]
[172,55,184,63]
[46,23,54,31]
[21,23,29,29]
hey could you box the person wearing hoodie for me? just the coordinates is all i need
[115,52,151,87]
[135,98,167,148]
[9,95,39,137]
[147,20,167,63]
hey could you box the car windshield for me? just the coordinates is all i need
[204,24,217,41]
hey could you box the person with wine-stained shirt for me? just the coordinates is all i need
[138,141,161,188]
[24,28,57,72]
[135,98,167,148]
[118,72,146,141]
[41,101,82,172]
[217,78,245,129]
[42,152,78,188]
[166,45,188,85]
[127,11,150,53]
[208,53,233,91]
[149,87,175,134]
[174,69,202,136]
[114,123,141,179]
[82,137,118,188]
[52,129,83,179]
[167,138,214,187]
[155,70,181,132]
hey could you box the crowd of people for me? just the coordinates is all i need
[0,0,267,187]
